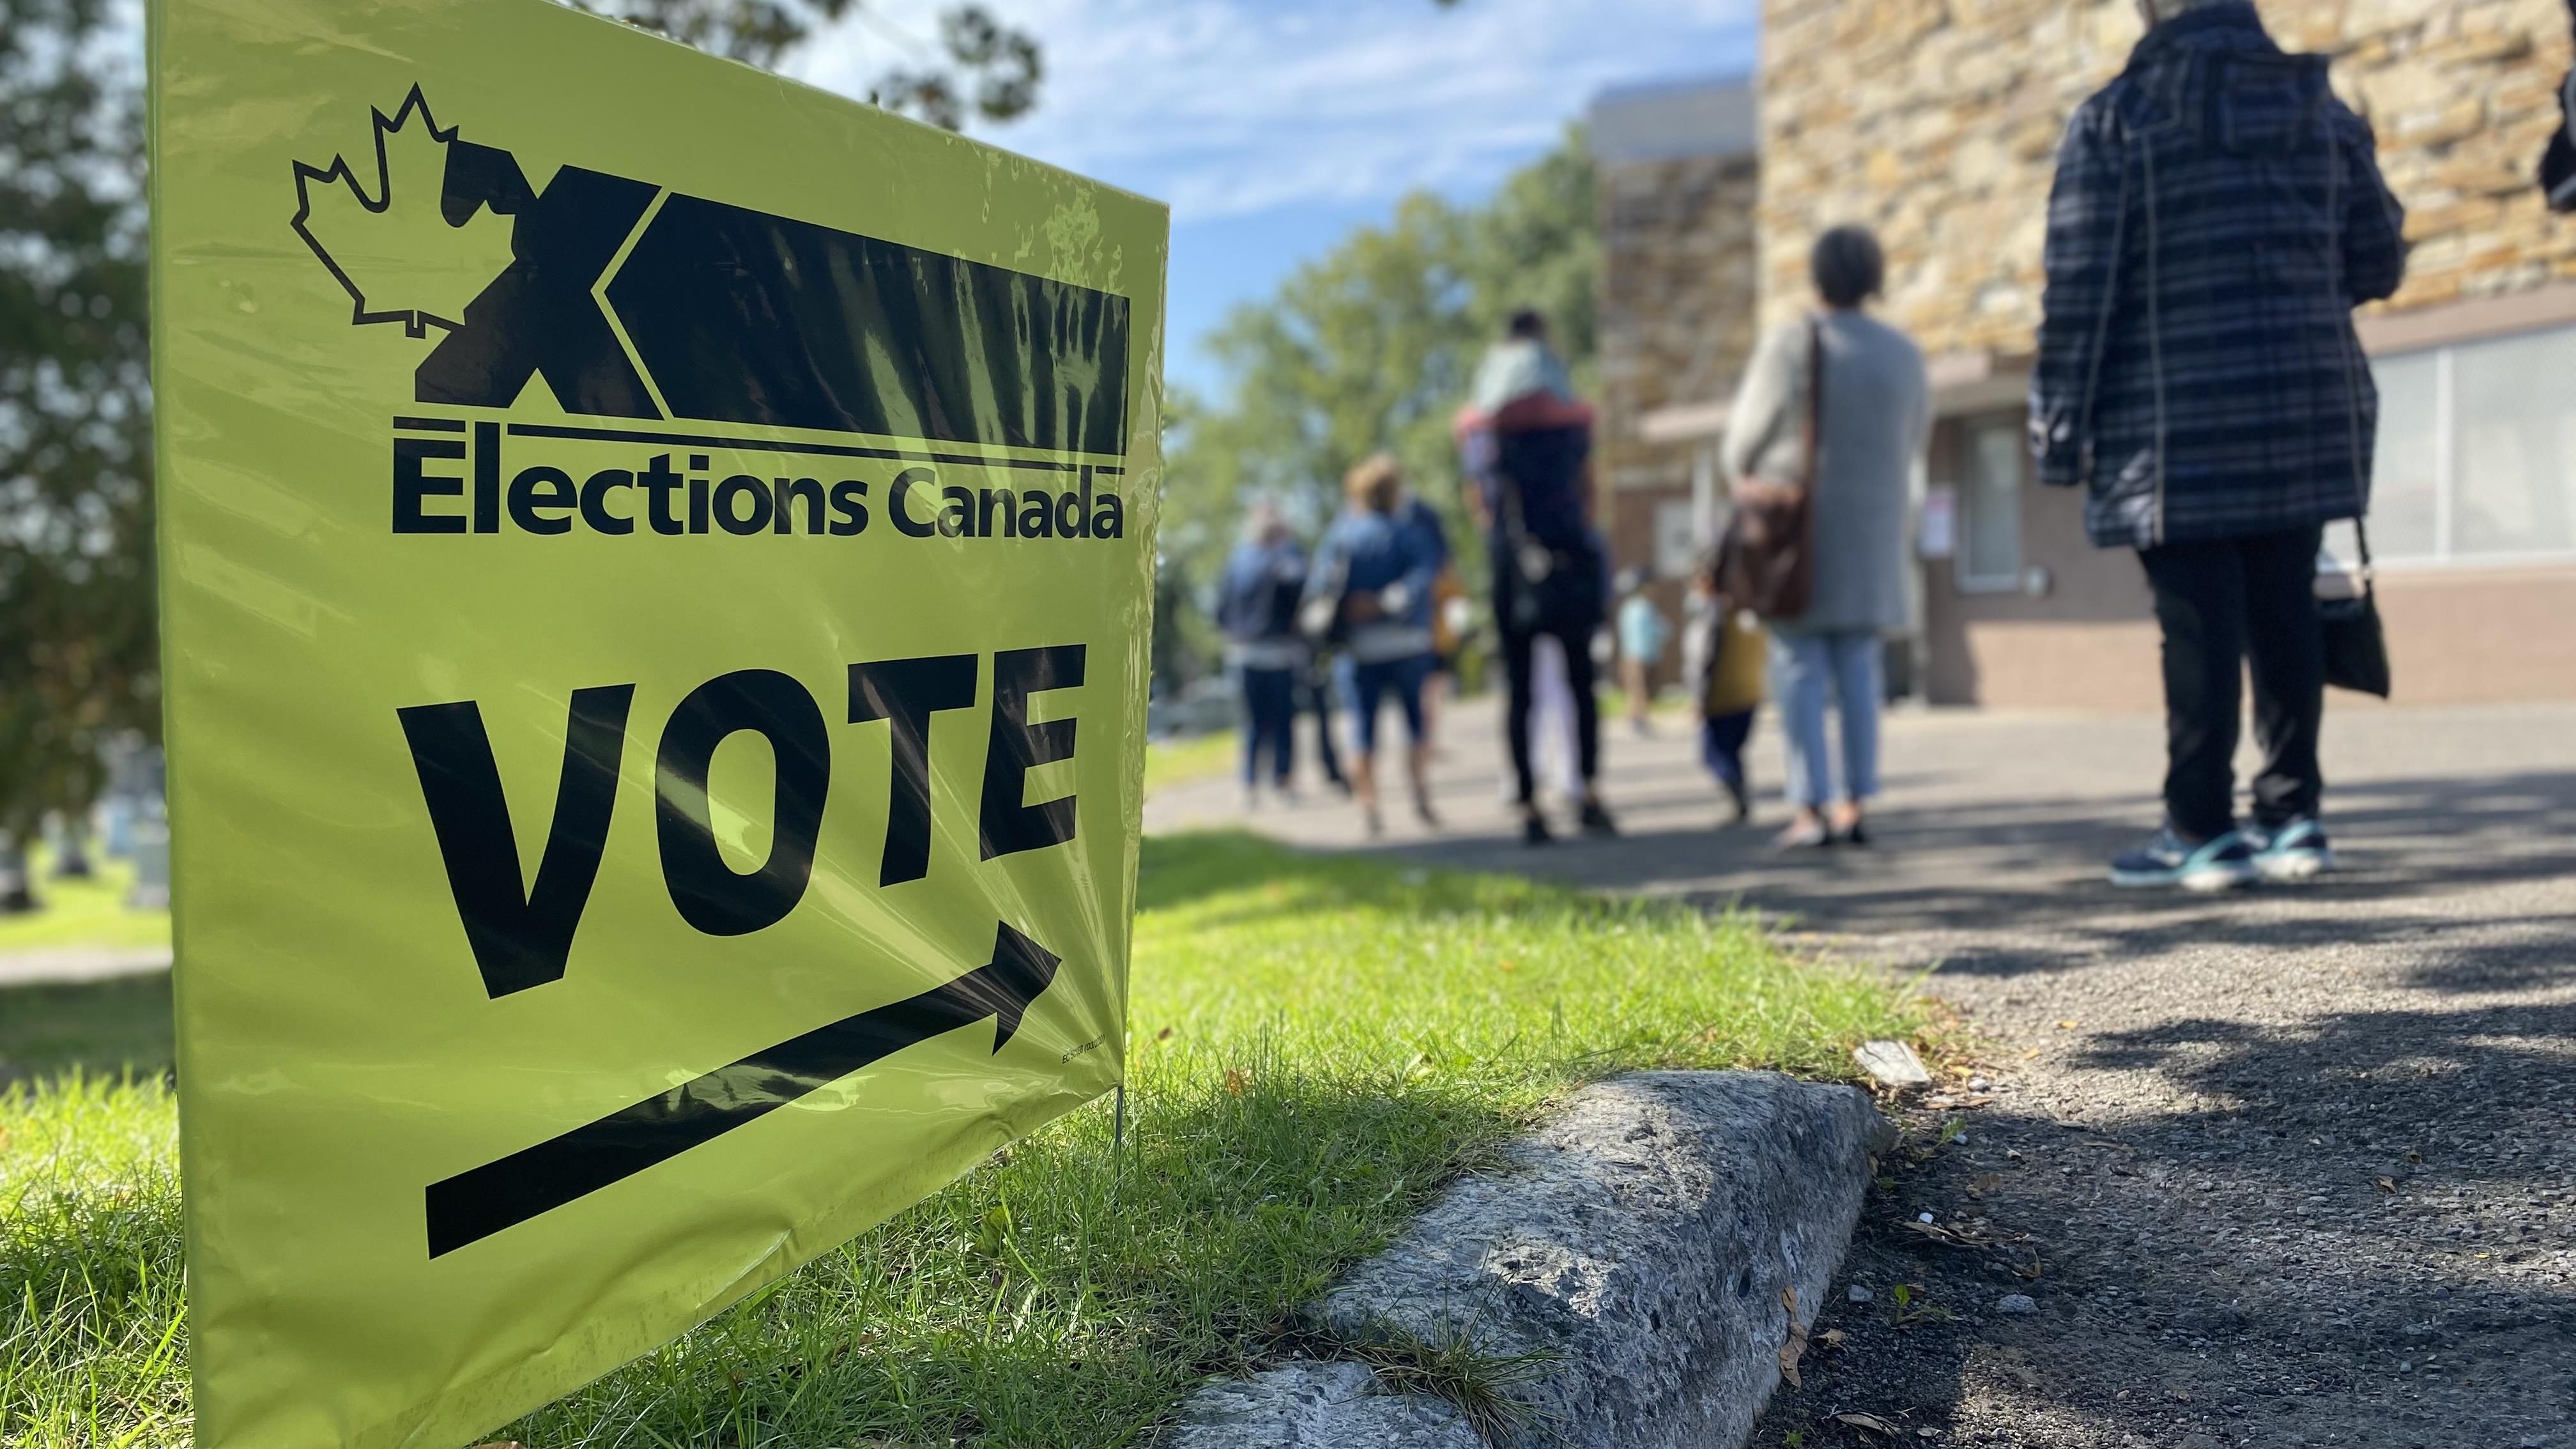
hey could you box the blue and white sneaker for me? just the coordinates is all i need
[2247,816,2334,882]
[2108,827,2259,891]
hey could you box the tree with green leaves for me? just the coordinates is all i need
[1157,128,1598,686]
[0,0,155,909]
[575,1,1043,127]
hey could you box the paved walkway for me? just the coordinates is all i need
[1149,694,2576,1449]
[0,942,171,988]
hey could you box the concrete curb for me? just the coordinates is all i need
[1160,1070,1893,1449]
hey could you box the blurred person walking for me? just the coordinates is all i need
[1458,310,1618,845]
[1307,454,1445,837]
[1296,657,1349,797]
[1216,502,1312,807]
[1526,634,1583,805]
[1683,552,1767,825]
[2034,0,2405,889]
[1398,484,1460,751]
[1722,227,1928,851]
[1614,565,1671,736]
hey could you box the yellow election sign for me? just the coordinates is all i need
[146,1,1163,1443]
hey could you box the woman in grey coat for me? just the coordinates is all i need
[1721,227,1929,848]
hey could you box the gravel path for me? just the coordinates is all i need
[1149,696,2576,1448]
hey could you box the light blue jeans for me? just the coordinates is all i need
[1770,629,1882,809]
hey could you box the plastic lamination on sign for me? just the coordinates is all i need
[146,2,1164,1445]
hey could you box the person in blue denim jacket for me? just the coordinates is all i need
[2032,0,2406,891]
[1307,454,1444,836]
[1215,502,1313,806]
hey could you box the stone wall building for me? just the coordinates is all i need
[1759,0,2576,347]
[1588,82,1761,682]
[1747,0,2576,707]
[1772,0,2576,706]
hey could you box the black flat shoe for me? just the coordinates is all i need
[1834,820,1871,847]
[1578,800,1620,837]
[1522,811,1554,846]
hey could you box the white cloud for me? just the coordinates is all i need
[790,0,1759,221]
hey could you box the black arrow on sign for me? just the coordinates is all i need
[425,921,1062,1258]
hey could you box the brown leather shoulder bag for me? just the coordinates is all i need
[1716,316,1821,621]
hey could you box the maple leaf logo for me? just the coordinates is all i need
[290,86,518,339]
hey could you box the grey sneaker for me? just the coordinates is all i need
[2248,816,2335,882]
[2108,826,2258,891]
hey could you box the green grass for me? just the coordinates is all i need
[0,976,174,1085]
[0,1074,187,1447]
[0,831,1922,1448]
[1142,730,1238,797]
[0,851,172,955]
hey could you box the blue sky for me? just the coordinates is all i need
[793,0,1761,395]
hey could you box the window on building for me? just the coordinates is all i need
[1652,497,1699,579]
[1954,413,2023,592]
[2354,323,2576,565]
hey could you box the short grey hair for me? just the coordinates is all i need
[1810,225,1885,309]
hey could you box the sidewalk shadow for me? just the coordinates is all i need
[1337,769,2576,981]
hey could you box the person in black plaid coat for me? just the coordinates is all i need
[2031,0,2406,890]
[2547,0,2576,211]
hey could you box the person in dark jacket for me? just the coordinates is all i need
[2032,0,2406,891]
[1216,502,1311,806]
[1457,310,1618,845]
[2547,0,2576,211]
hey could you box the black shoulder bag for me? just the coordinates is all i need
[1713,317,1822,621]
[2320,112,2392,700]
[2320,521,2389,698]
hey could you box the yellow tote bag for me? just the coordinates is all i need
[1704,608,1769,718]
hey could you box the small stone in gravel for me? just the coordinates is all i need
[1855,1039,1932,1087]
[1995,1294,2038,1315]
[1849,1285,1875,1303]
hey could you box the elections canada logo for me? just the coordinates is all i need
[289,87,1133,542]
[282,94,1135,1256]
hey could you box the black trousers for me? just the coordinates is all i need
[1298,660,1344,785]
[1500,619,1601,807]
[2137,525,2326,842]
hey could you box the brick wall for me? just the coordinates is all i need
[1596,151,1764,498]
[1757,0,2576,352]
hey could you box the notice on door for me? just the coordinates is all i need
[147,2,1164,1444]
